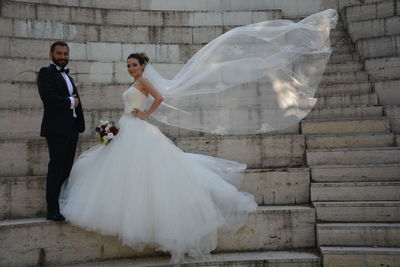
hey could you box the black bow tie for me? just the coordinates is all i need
[59,68,69,74]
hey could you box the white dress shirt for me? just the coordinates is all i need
[52,62,77,118]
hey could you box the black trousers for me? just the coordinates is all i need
[45,123,79,215]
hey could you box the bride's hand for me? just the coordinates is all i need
[131,108,148,120]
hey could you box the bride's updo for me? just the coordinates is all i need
[127,52,150,66]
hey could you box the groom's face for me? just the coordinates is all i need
[50,45,69,68]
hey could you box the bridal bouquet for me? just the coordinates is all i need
[95,120,119,145]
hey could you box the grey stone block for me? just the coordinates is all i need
[311,181,400,201]
[103,10,134,26]
[311,163,400,182]
[0,37,10,57]
[301,117,390,134]
[307,146,400,165]
[70,6,102,24]
[314,201,400,222]
[385,105,400,133]
[365,56,400,81]
[306,132,394,149]
[87,42,122,62]
[375,79,400,105]
[36,4,71,22]
[317,223,400,246]
[321,246,400,267]
[356,35,398,59]
[0,1,36,19]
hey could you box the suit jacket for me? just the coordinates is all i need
[37,64,85,137]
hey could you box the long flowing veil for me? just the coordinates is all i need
[144,9,338,135]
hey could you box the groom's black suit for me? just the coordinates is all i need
[37,63,85,216]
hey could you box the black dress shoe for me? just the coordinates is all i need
[46,213,65,221]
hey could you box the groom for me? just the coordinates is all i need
[37,41,85,221]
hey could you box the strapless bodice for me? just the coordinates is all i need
[123,86,148,114]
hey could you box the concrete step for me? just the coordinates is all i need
[0,57,183,82]
[70,252,321,267]
[343,0,396,23]
[64,251,321,267]
[317,222,400,247]
[306,105,384,120]
[301,117,390,134]
[1,17,302,45]
[321,71,368,85]
[311,181,400,201]
[365,56,400,81]
[0,168,310,220]
[1,106,302,138]
[338,0,390,10]
[314,201,400,222]
[0,134,305,177]
[0,206,316,266]
[0,102,381,139]
[0,36,355,64]
[305,132,394,149]
[0,56,366,84]
[325,61,363,73]
[348,16,400,41]
[311,163,400,182]
[316,82,372,96]
[0,1,282,26]
[328,53,358,63]
[307,146,400,165]
[315,82,372,97]
[0,81,377,111]
[321,246,400,267]
[356,34,400,59]
[314,92,378,107]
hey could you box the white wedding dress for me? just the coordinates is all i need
[60,85,258,262]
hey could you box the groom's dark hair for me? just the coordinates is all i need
[50,41,69,52]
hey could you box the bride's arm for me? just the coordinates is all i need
[135,79,164,120]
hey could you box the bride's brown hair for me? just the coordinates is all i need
[127,52,150,66]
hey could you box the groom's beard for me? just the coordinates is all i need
[52,58,69,68]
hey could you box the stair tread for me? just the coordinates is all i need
[320,246,400,253]
[0,205,314,227]
[318,222,400,227]
[303,116,388,123]
[63,250,321,266]
[307,146,400,152]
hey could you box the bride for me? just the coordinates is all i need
[60,9,338,263]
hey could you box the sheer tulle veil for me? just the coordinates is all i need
[143,9,338,135]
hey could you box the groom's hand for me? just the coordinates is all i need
[72,95,80,108]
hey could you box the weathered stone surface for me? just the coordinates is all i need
[0,169,310,219]
[306,132,394,149]
[375,79,400,105]
[311,163,400,182]
[317,223,400,246]
[0,134,305,177]
[0,206,315,266]
[307,146,400,165]
[311,181,400,201]
[321,246,400,267]
[365,56,400,81]
[314,201,400,222]
[306,106,383,120]
[343,0,395,23]
[356,35,399,59]
[67,251,321,267]
[385,105,400,133]
[301,117,390,134]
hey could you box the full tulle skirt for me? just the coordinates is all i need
[60,114,257,262]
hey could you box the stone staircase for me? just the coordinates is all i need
[0,0,399,266]
[307,1,400,266]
